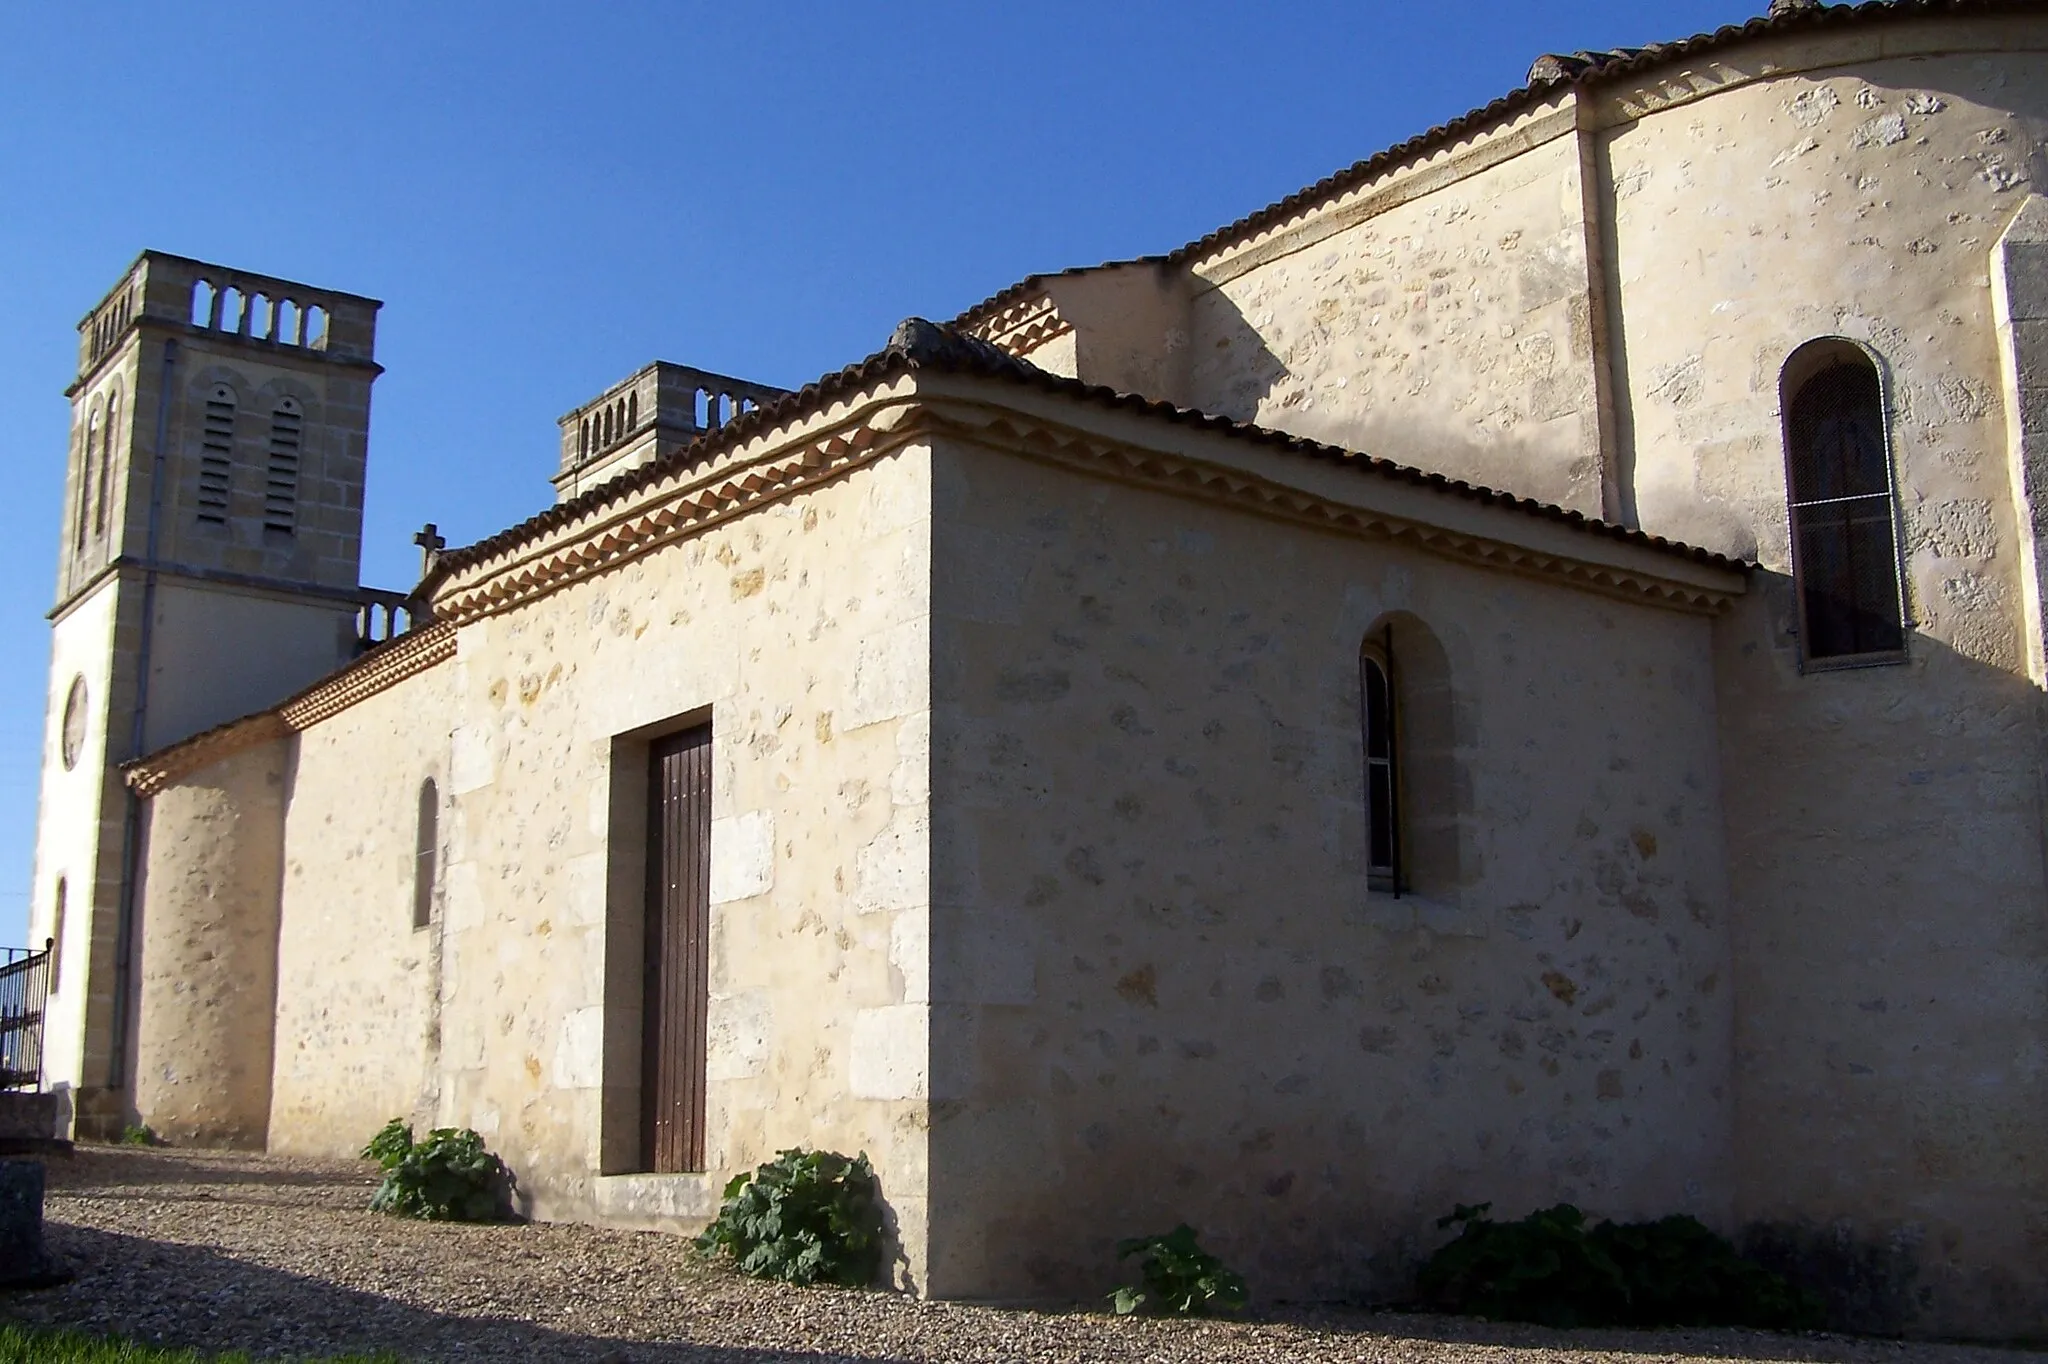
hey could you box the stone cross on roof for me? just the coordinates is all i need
[413,523,446,577]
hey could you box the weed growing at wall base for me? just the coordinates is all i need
[695,1148,884,1287]
[360,1120,511,1222]
[1417,1202,1821,1329]
[1109,1224,1247,1316]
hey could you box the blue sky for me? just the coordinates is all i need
[0,1,1741,944]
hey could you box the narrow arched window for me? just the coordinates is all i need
[1362,651,1400,894]
[413,778,438,930]
[72,413,95,551]
[197,385,235,524]
[304,305,327,348]
[95,390,120,537]
[191,280,217,327]
[79,403,104,550]
[264,396,303,535]
[47,879,65,994]
[1783,344,1906,665]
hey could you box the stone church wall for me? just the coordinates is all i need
[266,445,940,1285]
[924,434,1734,1301]
[1183,102,1606,516]
[1597,36,2048,1334]
[269,662,455,1152]
[133,735,288,1147]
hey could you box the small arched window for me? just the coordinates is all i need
[191,280,217,328]
[413,778,438,930]
[197,384,236,525]
[1782,342,1906,665]
[221,286,246,335]
[1360,615,1463,900]
[304,305,327,349]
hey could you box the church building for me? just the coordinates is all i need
[23,0,2048,1337]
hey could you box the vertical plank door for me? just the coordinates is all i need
[643,724,712,1172]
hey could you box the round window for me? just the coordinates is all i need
[60,676,88,771]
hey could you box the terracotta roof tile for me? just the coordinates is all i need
[428,319,1746,589]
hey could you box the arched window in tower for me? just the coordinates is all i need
[190,280,217,328]
[72,415,93,552]
[196,384,235,525]
[277,298,300,346]
[304,305,327,349]
[628,390,639,430]
[1782,341,1906,665]
[264,396,303,536]
[413,778,438,930]
[77,403,103,551]
[95,389,121,538]
[221,286,246,335]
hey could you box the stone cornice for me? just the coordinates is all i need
[429,385,925,626]
[911,392,1745,614]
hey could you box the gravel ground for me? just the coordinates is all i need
[0,1147,2039,1364]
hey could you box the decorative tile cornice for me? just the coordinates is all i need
[915,400,1744,615]
[966,294,1074,358]
[429,392,926,628]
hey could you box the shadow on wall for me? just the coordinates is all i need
[1191,296,1606,516]
[1717,573,2048,1338]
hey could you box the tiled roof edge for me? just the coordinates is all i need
[429,319,1746,594]
[1167,0,2031,268]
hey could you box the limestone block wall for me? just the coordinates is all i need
[1594,35,2048,1336]
[269,661,456,1151]
[269,447,938,1282]
[923,436,1734,1301]
[1182,103,1608,515]
[132,736,288,1147]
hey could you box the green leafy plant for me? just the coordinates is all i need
[1417,1202,1821,1329]
[118,1123,157,1147]
[365,1126,510,1222]
[1109,1224,1248,1316]
[694,1148,884,1286]
[360,1117,414,1170]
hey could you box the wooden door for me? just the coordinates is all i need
[643,724,711,1172]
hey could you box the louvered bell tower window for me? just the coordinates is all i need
[197,385,235,525]
[1784,354,1906,666]
[264,397,303,535]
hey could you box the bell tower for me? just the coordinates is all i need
[26,252,383,1137]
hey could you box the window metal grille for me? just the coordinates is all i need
[1785,359,1905,663]
[264,398,302,535]
[197,386,234,524]
[1362,652,1401,894]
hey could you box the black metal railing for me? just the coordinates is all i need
[0,942,53,1092]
